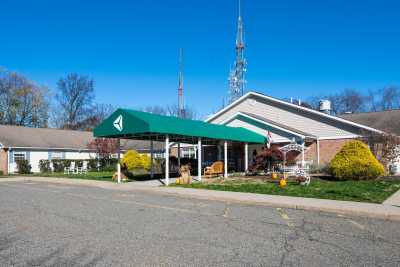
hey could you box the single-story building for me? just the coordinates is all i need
[0,125,163,174]
[205,91,392,169]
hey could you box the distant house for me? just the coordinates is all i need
[205,91,388,169]
[0,125,163,174]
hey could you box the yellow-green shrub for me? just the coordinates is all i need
[121,150,151,171]
[329,140,385,180]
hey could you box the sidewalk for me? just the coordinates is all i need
[383,189,400,207]
[2,176,400,221]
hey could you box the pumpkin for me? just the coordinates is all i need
[279,178,287,188]
[271,173,278,179]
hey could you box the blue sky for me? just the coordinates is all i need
[1,0,399,118]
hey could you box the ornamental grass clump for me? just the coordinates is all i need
[329,140,385,180]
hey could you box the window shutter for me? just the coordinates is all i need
[26,151,31,162]
[62,152,66,159]
[10,150,14,163]
[48,152,52,160]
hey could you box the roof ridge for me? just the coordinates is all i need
[0,124,92,134]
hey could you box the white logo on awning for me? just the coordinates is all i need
[113,115,123,132]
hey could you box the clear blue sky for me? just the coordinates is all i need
[1,0,399,118]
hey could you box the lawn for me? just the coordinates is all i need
[172,178,400,203]
[15,171,115,181]
[9,171,163,182]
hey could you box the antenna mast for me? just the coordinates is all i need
[178,48,185,118]
[228,0,247,104]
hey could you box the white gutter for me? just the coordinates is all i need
[318,135,359,140]
[9,146,95,151]
[8,146,159,152]
[206,91,384,134]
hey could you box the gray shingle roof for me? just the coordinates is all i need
[0,125,163,151]
[339,110,400,135]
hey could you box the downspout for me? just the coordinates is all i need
[7,148,10,175]
[316,138,320,167]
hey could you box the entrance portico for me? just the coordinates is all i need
[94,109,266,185]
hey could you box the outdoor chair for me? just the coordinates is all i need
[63,167,70,174]
[204,161,224,177]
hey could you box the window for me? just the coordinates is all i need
[182,147,196,159]
[51,152,63,159]
[154,153,165,159]
[14,152,26,162]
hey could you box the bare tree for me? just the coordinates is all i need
[55,73,94,129]
[362,132,400,170]
[0,69,49,127]
[365,89,379,112]
[73,103,114,131]
[380,86,400,111]
[306,89,366,115]
[142,105,168,116]
[338,89,366,114]
[143,104,197,119]
[166,104,197,119]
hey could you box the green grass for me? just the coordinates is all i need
[10,171,162,182]
[172,179,400,203]
[13,171,115,181]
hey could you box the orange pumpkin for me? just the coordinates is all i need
[271,173,278,179]
[279,178,287,188]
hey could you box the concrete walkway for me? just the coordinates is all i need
[2,176,400,221]
[384,189,400,207]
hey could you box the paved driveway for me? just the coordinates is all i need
[1,181,400,266]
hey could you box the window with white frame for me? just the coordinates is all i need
[182,147,196,159]
[13,152,26,162]
[154,153,165,159]
[51,152,63,159]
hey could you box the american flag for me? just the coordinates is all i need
[267,131,273,148]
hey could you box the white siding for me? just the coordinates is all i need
[9,149,97,173]
[226,118,292,143]
[209,96,361,138]
[65,151,96,160]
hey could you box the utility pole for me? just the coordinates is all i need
[178,48,185,118]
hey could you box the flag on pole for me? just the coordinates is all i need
[267,131,272,148]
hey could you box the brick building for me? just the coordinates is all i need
[205,91,387,168]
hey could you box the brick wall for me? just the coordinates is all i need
[0,149,8,175]
[303,139,354,166]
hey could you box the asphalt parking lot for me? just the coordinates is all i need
[1,181,400,266]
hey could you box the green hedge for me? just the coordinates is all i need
[39,160,51,173]
[38,158,117,173]
[330,140,385,180]
[16,160,32,174]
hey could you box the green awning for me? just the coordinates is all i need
[93,109,266,144]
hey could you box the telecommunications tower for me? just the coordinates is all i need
[178,48,185,118]
[228,0,247,104]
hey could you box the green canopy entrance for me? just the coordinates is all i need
[94,109,266,144]
[93,109,266,185]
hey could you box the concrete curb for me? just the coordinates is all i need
[2,176,400,221]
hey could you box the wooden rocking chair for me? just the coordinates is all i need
[204,161,224,177]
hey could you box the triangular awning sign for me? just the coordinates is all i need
[113,115,123,132]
